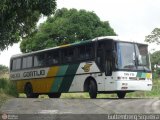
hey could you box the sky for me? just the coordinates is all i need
[1,0,160,66]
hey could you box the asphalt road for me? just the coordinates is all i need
[0,98,160,120]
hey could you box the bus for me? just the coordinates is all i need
[10,36,152,99]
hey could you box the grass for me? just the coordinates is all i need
[0,78,18,108]
[0,93,13,107]
[0,71,9,79]
[0,78,18,97]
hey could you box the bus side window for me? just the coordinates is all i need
[96,42,105,71]
[47,51,59,65]
[78,46,86,60]
[16,58,21,70]
[78,44,94,61]
[34,54,45,67]
[97,49,105,71]
[86,45,94,59]
[12,59,17,70]
[105,50,112,76]
[12,58,21,70]
[22,56,33,69]
[62,48,74,63]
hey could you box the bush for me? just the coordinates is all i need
[152,72,159,79]
[152,68,160,79]
[156,68,160,76]
[0,65,8,72]
[0,78,18,97]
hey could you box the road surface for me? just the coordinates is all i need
[0,98,160,120]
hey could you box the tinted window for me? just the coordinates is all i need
[12,58,21,70]
[78,45,86,60]
[46,50,59,65]
[34,54,45,67]
[86,45,94,59]
[96,42,105,71]
[78,44,94,60]
[12,59,17,70]
[63,48,74,63]
[22,56,32,69]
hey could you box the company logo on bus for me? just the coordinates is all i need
[23,70,45,78]
[82,64,92,72]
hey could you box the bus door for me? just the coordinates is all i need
[104,40,115,90]
[96,39,115,91]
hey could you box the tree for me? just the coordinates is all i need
[0,0,56,51]
[0,64,8,73]
[150,51,160,79]
[150,50,160,70]
[145,28,160,44]
[20,8,116,53]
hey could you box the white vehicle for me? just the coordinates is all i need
[10,36,152,98]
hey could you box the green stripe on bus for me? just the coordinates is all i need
[141,73,146,78]
[58,63,80,92]
[137,72,147,78]
[137,72,142,78]
[51,65,69,92]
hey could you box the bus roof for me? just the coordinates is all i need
[93,36,148,45]
[11,36,148,58]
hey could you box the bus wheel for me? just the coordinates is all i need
[48,93,61,98]
[117,92,126,99]
[24,83,36,98]
[88,80,97,99]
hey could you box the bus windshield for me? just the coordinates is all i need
[116,42,150,71]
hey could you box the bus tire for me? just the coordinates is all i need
[32,93,39,98]
[89,80,97,99]
[24,83,36,98]
[117,91,126,99]
[48,93,61,98]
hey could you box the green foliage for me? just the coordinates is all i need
[145,28,160,44]
[20,8,116,52]
[0,78,18,97]
[153,68,160,79]
[0,64,8,73]
[152,72,159,80]
[156,68,160,75]
[0,93,12,107]
[144,79,160,97]
[149,51,160,79]
[150,50,160,70]
[0,0,56,51]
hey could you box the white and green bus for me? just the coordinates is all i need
[10,36,152,99]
